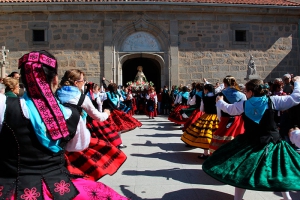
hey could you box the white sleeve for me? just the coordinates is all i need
[146,94,150,100]
[155,95,158,104]
[217,107,221,122]
[188,95,196,105]
[216,100,245,115]
[290,130,300,148]
[81,96,108,122]
[177,95,183,104]
[65,116,90,152]
[0,94,6,132]
[270,82,300,111]
[200,99,204,112]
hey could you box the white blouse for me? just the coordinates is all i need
[0,94,90,152]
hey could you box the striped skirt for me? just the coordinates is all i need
[181,113,219,149]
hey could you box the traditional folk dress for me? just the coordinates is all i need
[56,86,126,181]
[182,91,204,132]
[168,91,190,124]
[0,95,128,200]
[209,88,246,153]
[145,92,158,118]
[104,91,142,133]
[203,82,300,191]
[181,92,219,149]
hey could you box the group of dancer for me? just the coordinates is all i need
[0,50,143,199]
[2,50,300,200]
[167,75,300,199]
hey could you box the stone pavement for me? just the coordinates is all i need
[101,115,300,200]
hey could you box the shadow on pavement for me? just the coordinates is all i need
[130,152,203,165]
[120,186,231,200]
[122,168,224,185]
[131,141,196,151]
[273,191,300,199]
[136,133,180,138]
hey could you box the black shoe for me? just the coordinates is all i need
[118,145,127,149]
[198,154,209,160]
[152,117,154,119]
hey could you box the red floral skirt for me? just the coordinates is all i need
[168,105,189,124]
[65,137,127,181]
[107,109,142,133]
[183,109,204,132]
[209,115,244,153]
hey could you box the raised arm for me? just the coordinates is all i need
[270,81,300,111]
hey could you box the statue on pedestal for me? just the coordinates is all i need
[246,55,260,80]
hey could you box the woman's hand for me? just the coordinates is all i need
[293,76,300,82]
[289,127,299,138]
[104,109,110,116]
[216,95,223,102]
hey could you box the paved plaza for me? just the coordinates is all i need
[101,115,300,200]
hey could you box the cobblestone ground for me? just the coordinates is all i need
[101,115,300,200]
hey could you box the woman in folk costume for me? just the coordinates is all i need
[203,78,300,200]
[56,70,126,181]
[181,84,219,159]
[0,50,128,199]
[126,87,136,116]
[168,86,190,125]
[145,87,158,119]
[80,81,124,148]
[103,83,142,133]
[209,76,246,153]
[182,83,205,132]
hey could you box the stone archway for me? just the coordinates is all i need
[112,18,171,87]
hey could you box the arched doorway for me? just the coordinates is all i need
[122,57,161,91]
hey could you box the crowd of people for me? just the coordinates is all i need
[2,50,300,200]
[164,74,300,200]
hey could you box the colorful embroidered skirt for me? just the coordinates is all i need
[181,113,219,149]
[203,134,300,191]
[168,104,189,124]
[65,137,127,181]
[9,178,128,200]
[107,109,142,133]
[209,115,244,153]
[86,118,122,147]
[182,109,204,132]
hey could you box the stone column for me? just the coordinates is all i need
[103,19,113,82]
[170,20,179,87]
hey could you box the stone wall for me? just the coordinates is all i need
[178,20,298,85]
[0,4,299,86]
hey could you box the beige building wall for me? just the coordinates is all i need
[0,4,299,86]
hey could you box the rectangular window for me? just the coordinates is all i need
[235,30,247,42]
[28,22,49,47]
[33,30,45,42]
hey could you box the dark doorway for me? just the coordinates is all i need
[122,57,161,92]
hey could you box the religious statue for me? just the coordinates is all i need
[134,66,147,83]
[246,55,259,80]
[127,65,154,91]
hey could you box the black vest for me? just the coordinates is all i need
[242,98,281,144]
[0,97,81,199]
[202,95,217,114]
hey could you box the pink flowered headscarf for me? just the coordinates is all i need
[18,51,69,140]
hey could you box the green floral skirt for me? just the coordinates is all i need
[203,134,300,191]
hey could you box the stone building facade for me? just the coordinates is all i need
[0,2,300,88]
